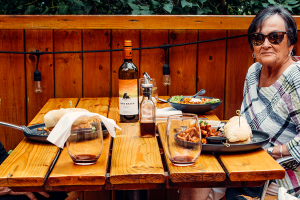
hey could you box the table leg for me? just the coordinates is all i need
[115,190,149,200]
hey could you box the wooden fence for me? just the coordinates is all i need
[1,15,300,151]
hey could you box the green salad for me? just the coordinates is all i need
[169,95,220,104]
[169,95,183,103]
[204,99,220,104]
[199,120,208,126]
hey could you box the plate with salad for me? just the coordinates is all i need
[167,95,222,113]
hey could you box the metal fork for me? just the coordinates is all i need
[0,121,34,135]
[20,125,35,135]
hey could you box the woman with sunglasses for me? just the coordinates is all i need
[226,5,300,199]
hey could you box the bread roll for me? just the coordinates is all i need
[72,116,90,126]
[44,108,89,128]
[71,116,93,130]
[224,116,252,143]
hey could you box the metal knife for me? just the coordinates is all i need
[158,98,168,103]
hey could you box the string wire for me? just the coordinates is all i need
[0,34,248,55]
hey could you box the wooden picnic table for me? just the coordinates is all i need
[0,97,286,192]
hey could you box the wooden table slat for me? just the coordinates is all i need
[219,149,286,181]
[28,98,79,126]
[0,98,79,187]
[157,122,226,183]
[156,96,225,183]
[109,97,165,184]
[47,98,111,186]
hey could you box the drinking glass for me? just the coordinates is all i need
[165,114,202,166]
[139,78,158,106]
[67,116,103,165]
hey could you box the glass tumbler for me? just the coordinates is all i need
[139,78,158,106]
[67,116,103,165]
[165,114,202,166]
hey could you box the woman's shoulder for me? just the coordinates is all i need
[281,61,300,87]
[245,62,262,79]
[288,61,300,70]
[248,62,262,71]
[284,61,300,77]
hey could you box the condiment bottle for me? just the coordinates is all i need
[140,72,156,137]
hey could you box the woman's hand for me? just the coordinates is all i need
[0,187,50,200]
[264,144,291,160]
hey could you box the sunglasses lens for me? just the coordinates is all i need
[268,32,285,44]
[251,34,264,46]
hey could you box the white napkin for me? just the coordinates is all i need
[47,112,121,148]
[156,107,182,118]
[278,187,299,200]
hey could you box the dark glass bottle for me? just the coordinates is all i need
[140,73,155,137]
[119,40,139,123]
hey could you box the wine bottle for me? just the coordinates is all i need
[119,40,139,123]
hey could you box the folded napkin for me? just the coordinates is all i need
[47,112,121,148]
[278,187,298,200]
[156,107,182,118]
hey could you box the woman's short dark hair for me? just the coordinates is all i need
[248,5,298,51]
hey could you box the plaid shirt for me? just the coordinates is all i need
[241,61,300,196]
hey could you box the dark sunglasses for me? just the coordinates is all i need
[249,31,287,46]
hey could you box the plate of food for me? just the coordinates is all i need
[200,117,270,153]
[167,95,222,113]
[202,130,270,153]
[173,117,270,153]
[0,108,111,144]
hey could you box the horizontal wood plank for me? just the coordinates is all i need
[0,98,78,187]
[109,97,165,184]
[157,122,226,183]
[156,98,227,183]
[0,138,58,187]
[108,97,120,123]
[47,98,111,186]
[219,149,286,181]
[0,15,256,30]
[110,122,165,184]
[167,176,265,189]
[28,98,79,126]
[2,15,300,30]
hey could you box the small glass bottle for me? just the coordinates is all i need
[140,73,156,137]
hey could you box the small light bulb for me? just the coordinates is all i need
[163,75,171,86]
[34,81,42,93]
[162,63,171,86]
[34,69,42,93]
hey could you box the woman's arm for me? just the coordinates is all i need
[286,136,300,162]
[264,144,291,160]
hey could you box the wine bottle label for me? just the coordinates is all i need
[119,79,138,115]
